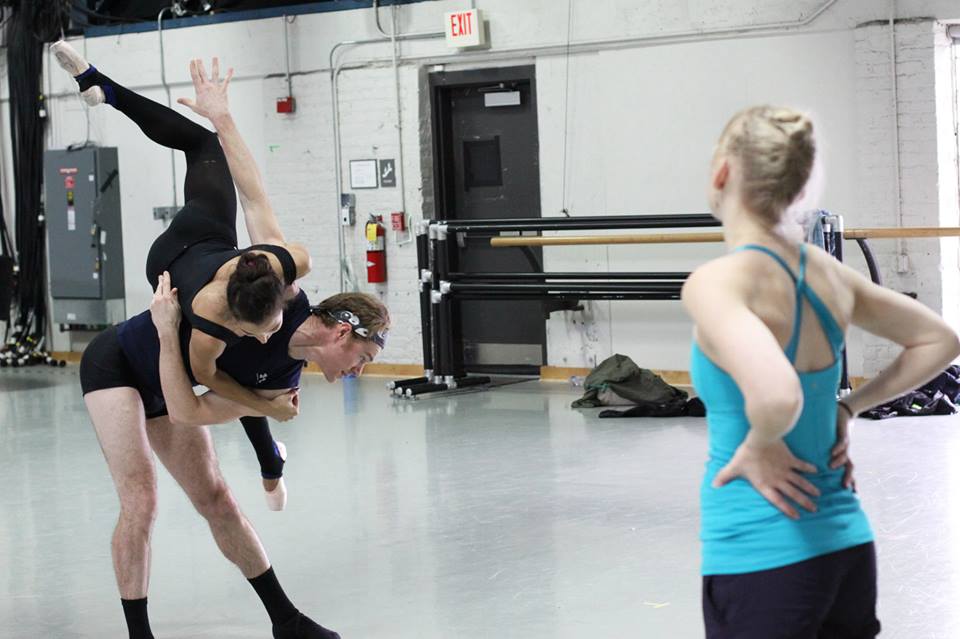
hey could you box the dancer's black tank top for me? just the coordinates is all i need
[119,241,297,384]
[115,290,312,394]
[169,242,297,347]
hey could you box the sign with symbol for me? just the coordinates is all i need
[379,159,396,187]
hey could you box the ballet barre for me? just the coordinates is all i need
[489,227,960,248]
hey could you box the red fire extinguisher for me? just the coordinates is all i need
[365,215,387,283]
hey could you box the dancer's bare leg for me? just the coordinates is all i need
[145,415,268,577]
[85,387,159,638]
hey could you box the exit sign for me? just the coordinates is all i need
[445,9,485,48]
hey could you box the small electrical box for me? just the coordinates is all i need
[340,193,356,226]
[276,96,296,114]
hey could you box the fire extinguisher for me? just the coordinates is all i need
[365,214,387,283]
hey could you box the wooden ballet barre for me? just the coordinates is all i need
[489,227,960,247]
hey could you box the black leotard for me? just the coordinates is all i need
[165,241,297,347]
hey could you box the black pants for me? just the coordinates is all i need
[703,543,880,639]
[83,69,279,479]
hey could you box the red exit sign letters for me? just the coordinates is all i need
[445,9,485,48]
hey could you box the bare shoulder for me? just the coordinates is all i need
[192,281,229,320]
[682,253,752,302]
[681,255,756,329]
[803,243,845,275]
[803,243,859,307]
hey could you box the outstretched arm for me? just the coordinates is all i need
[178,58,311,278]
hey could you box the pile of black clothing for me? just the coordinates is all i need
[860,365,960,419]
[570,354,705,418]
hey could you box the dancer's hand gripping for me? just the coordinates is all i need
[150,271,180,338]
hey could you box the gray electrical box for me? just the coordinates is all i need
[44,147,125,326]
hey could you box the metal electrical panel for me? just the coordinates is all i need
[44,147,125,326]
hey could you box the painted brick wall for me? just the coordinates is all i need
[853,19,957,375]
[3,1,958,372]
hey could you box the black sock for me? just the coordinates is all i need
[241,416,285,479]
[75,65,118,106]
[249,566,298,625]
[120,597,154,639]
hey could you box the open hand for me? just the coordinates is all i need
[150,271,181,336]
[177,57,234,122]
[713,437,820,520]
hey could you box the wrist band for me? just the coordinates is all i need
[838,401,855,418]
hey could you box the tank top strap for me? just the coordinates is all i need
[247,244,297,286]
[735,244,803,363]
[796,246,845,354]
[189,313,243,347]
[735,244,797,282]
[791,243,846,354]
[796,243,808,288]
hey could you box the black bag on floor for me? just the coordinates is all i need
[860,365,960,419]
[600,396,706,419]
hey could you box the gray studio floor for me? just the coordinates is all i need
[1,367,959,639]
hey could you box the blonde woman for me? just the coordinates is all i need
[684,106,959,636]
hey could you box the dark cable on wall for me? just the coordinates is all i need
[1,1,68,368]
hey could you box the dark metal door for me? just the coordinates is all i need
[432,66,545,373]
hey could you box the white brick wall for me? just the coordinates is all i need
[853,19,957,375]
[259,64,425,363]
[5,1,959,372]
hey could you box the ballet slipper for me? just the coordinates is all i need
[264,441,288,511]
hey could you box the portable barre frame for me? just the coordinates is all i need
[389,213,883,399]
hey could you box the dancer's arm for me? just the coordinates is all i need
[682,258,819,520]
[178,58,311,279]
[835,262,960,415]
[151,272,270,425]
[188,331,299,422]
[683,260,805,444]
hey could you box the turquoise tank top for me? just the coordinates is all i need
[690,244,873,575]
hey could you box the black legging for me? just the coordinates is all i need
[79,67,238,289]
[242,416,285,479]
[80,68,281,480]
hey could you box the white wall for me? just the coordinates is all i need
[538,30,862,370]
[5,0,958,374]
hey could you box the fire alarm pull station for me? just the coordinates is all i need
[390,212,406,232]
[276,96,296,114]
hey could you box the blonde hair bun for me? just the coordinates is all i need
[718,106,816,224]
